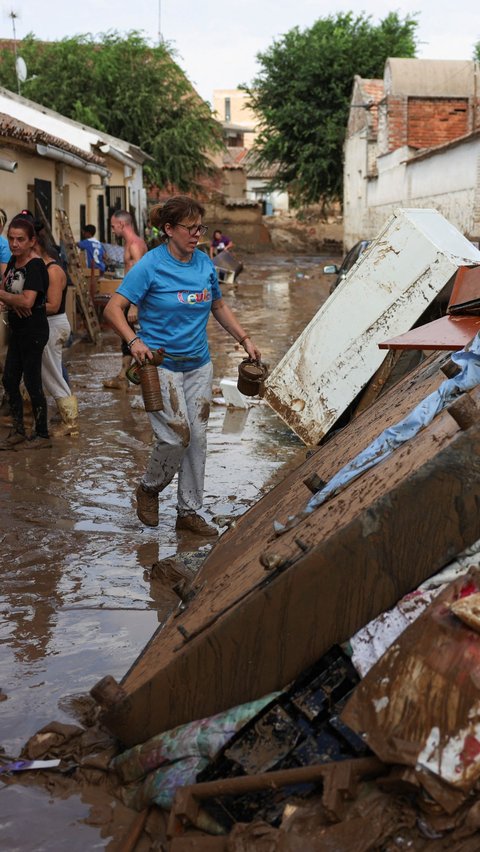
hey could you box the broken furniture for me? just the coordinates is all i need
[342,566,480,806]
[92,350,480,747]
[194,645,367,828]
[212,249,243,285]
[263,208,480,445]
[167,757,384,847]
[35,201,102,344]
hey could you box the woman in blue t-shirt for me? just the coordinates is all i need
[104,195,260,537]
[0,215,51,450]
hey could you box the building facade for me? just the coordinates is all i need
[212,88,289,214]
[343,59,480,249]
[0,86,150,243]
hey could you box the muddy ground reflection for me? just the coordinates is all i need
[0,252,334,848]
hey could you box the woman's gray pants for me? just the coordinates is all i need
[141,361,213,516]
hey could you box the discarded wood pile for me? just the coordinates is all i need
[97,349,480,749]
[84,330,480,848]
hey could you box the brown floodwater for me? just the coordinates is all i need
[0,252,334,849]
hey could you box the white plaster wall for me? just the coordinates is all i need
[346,138,480,244]
[343,131,369,247]
[0,143,55,218]
[246,178,289,212]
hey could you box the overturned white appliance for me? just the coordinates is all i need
[264,208,480,445]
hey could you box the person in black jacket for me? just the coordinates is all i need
[0,214,51,449]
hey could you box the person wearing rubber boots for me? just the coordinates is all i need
[104,195,260,538]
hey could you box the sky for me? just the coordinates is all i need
[1,0,480,104]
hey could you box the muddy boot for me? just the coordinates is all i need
[15,434,53,450]
[50,395,79,437]
[0,429,26,450]
[175,513,218,537]
[103,355,131,390]
[136,483,159,527]
[0,402,12,427]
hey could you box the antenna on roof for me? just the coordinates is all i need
[158,0,163,45]
[8,9,23,94]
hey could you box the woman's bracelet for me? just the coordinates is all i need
[127,336,140,348]
[238,334,250,346]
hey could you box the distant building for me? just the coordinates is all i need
[243,149,289,214]
[213,89,258,150]
[343,59,480,248]
[212,88,288,214]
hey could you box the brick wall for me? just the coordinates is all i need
[408,98,469,148]
[386,95,471,151]
[386,96,409,151]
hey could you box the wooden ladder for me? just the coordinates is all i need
[54,208,101,344]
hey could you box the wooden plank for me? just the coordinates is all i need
[99,354,480,745]
[188,351,450,588]
[448,264,480,310]
[379,314,480,351]
[55,209,101,344]
[352,350,401,417]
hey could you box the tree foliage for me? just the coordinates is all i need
[0,32,223,190]
[246,12,418,205]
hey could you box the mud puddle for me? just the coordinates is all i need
[0,252,334,848]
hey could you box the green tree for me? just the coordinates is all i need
[246,12,418,205]
[0,32,223,191]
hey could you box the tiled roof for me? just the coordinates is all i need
[0,112,106,165]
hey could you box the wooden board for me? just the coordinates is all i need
[379,315,480,351]
[97,277,122,296]
[448,264,480,310]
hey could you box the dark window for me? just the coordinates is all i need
[97,195,105,242]
[106,186,127,242]
[34,178,52,225]
[79,204,86,236]
[225,97,231,122]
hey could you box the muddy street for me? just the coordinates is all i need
[0,251,334,848]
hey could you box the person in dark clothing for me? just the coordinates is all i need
[0,215,51,450]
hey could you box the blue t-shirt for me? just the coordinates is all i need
[78,237,106,272]
[117,243,222,372]
[0,234,10,264]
